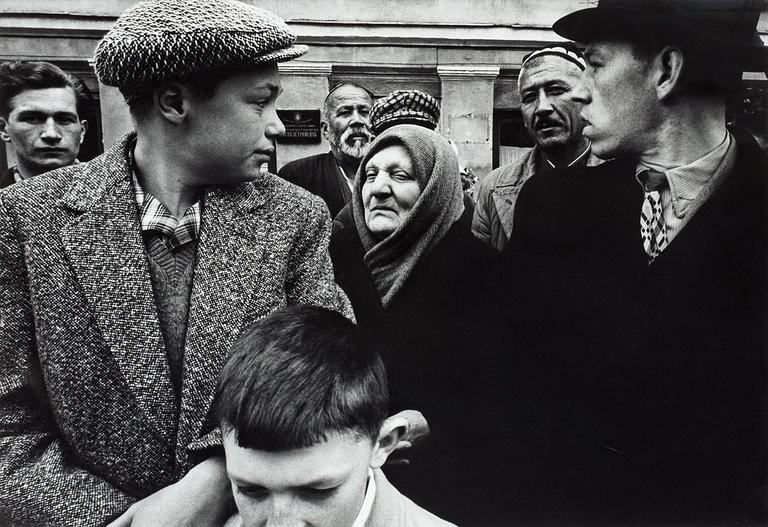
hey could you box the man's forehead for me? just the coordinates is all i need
[520,58,582,90]
[10,87,79,115]
[584,39,632,59]
[329,87,372,108]
[223,430,371,488]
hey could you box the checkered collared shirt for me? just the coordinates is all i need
[131,172,202,250]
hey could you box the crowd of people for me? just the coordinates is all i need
[0,0,766,526]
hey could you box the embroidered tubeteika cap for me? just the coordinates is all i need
[521,43,586,71]
[94,0,308,102]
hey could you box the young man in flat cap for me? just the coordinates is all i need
[0,0,351,525]
[278,83,375,218]
[507,0,767,524]
[473,44,599,252]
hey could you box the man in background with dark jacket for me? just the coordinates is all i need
[0,60,91,187]
[279,83,374,218]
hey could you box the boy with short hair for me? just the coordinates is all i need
[215,305,455,527]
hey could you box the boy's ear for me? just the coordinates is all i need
[369,415,409,469]
[369,410,430,469]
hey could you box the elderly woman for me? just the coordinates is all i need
[330,124,511,523]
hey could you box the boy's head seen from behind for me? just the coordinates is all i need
[215,305,403,527]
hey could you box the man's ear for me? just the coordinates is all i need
[155,83,189,124]
[78,119,88,145]
[0,117,11,143]
[369,415,409,469]
[320,120,331,142]
[654,46,685,102]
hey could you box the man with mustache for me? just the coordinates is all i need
[279,83,374,218]
[473,44,598,252]
[0,60,92,188]
[507,0,767,524]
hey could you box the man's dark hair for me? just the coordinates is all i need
[597,27,743,97]
[215,305,389,451]
[126,65,269,118]
[0,61,93,118]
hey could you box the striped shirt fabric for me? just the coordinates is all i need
[635,131,736,249]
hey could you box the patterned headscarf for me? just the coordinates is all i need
[351,125,465,306]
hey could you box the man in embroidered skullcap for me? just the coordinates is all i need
[472,43,600,252]
[0,0,352,525]
[278,83,374,218]
[507,0,768,524]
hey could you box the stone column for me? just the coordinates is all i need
[276,62,333,169]
[98,83,133,150]
[437,65,499,179]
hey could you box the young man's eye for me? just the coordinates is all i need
[19,114,44,124]
[299,487,337,500]
[237,486,268,499]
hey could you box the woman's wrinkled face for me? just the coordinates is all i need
[362,145,422,238]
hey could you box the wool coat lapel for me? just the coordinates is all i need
[177,182,272,459]
[57,141,176,437]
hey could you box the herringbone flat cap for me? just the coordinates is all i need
[95,0,308,101]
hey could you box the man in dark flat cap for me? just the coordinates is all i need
[278,83,374,218]
[0,0,351,525]
[507,0,767,524]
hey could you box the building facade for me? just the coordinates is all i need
[1,0,766,178]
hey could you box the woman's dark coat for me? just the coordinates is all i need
[331,205,515,523]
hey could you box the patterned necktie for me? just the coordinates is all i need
[640,169,668,263]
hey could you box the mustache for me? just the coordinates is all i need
[534,116,563,130]
[340,125,374,144]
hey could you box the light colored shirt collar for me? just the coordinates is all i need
[635,132,733,219]
[12,166,23,184]
[351,468,376,527]
[336,161,355,192]
[545,141,592,169]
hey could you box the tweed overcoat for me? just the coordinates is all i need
[0,134,352,526]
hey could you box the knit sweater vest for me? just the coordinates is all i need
[143,233,198,399]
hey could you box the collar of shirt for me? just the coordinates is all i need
[131,171,202,250]
[635,132,734,219]
[545,141,592,169]
[335,160,355,192]
[12,166,23,184]
[350,468,376,527]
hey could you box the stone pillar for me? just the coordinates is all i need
[276,62,333,169]
[98,83,133,151]
[437,65,499,179]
